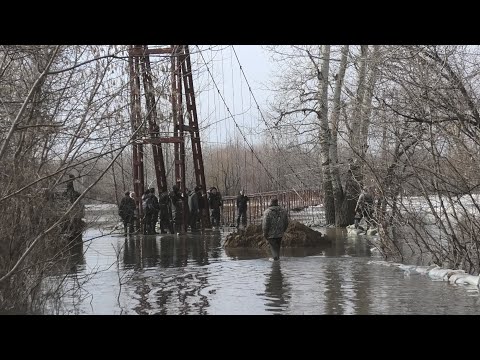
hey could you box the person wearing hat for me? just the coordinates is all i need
[262,198,289,261]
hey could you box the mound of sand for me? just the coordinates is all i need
[223,221,329,249]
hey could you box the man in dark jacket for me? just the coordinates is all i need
[130,192,138,232]
[142,189,156,235]
[188,186,201,231]
[236,190,249,229]
[197,188,207,229]
[119,191,136,235]
[262,198,289,261]
[208,187,223,227]
[169,184,184,234]
[150,188,160,234]
[158,189,172,234]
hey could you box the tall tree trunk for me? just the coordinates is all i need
[349,45,369,153]
[315,45,335,225]
[339,46,381,227]
[359,45,380,159]
[330,45,351,226]
[342,45,368,225]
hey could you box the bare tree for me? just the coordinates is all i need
[0,45,150,312]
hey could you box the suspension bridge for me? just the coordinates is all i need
[127,45,322,231]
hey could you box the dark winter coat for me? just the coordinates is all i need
[169,189,183,216]
[236,194,249,212]
[119,195,136,219]
[262,205,289,239]
[158,191,171,219]
[151,194,159,214]
[142,192,156,214]
[188,190,199,213]
[198,194,206,209]
[208,192,223,210]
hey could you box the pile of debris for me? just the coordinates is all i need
[223,221,329,249]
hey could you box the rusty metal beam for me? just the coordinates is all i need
[182,125,195,133]
[171,45,187,233]
[139,45,168,193]
[128,46,145,232]
[129,47,173,56]
[128,44,211,232]
[180,45,211,228]
[135,137,184,144]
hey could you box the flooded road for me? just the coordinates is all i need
[52,224,480,315]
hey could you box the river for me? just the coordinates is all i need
[48,218,480,315]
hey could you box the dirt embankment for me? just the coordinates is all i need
[223,221,329,249]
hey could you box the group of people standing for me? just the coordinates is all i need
[119,185,292,262]
[118,182,379,262]
[118,186,202,235]
[118,185,246,236]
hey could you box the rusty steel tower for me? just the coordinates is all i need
[128,45,210,232]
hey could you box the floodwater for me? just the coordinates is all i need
[50,221,480,315]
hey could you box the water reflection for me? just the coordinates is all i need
[56,223,480,315]
[65,237,85,274]
[323,228,372,257]
[222,228,370,260]
[123,238,138,269]
[159,237,174,268]
[122,232,223,270]
[117,226,378,283]
[189,234,209,266]
[324,260,343,314]
[121,228,372,270]
[264,261,290,313]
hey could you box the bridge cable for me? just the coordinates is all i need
[196,46,286,191]
[231,46,310,191]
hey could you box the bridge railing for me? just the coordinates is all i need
[220,189,323,226]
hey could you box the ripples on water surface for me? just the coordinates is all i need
[53,225,480,315]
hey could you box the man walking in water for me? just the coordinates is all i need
[262,198,289,261]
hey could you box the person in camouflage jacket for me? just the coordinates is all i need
[262,198,289,261]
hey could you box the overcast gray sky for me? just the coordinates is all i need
[193,45,274,146]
